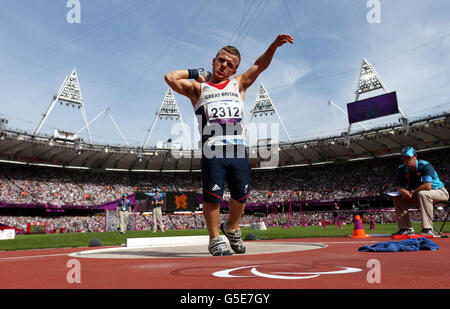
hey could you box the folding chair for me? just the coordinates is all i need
[433,200,450,238]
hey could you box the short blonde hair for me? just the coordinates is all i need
[216,46,241,68]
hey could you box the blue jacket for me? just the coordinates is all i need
[358,238,440,252]
[118,199,131,211]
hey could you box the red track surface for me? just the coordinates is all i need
[1,237,449,290]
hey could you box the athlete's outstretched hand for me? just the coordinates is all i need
[272,34,294,47]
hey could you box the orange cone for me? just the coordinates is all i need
[350,215,370,238]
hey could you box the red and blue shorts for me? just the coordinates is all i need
[201,153,250,204]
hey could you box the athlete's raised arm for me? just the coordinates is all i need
[164,69,209,105]
[164,70,199,104]
[236,34,294,95]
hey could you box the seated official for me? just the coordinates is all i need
[393,146,449,236]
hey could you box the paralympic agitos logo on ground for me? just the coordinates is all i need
[213,264,363,280]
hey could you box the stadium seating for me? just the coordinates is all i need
[0,148,448,232]
[1,148,447,206]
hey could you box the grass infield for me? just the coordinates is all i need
[0,222,448,251]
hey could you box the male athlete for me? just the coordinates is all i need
[165,34,294,256]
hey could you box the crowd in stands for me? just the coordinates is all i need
[0,215,104,233]
[2,209,448,233]
[1,149,448,207]
[0,149,448,233]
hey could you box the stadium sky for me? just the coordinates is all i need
[0,0,449,148]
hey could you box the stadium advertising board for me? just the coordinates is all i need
[346,91,399,124]
[164,192,197,212]
[27,222,46,234]
[0,229,16,240]
[134,191,196,212]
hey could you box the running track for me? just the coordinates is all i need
[1,237,449,290]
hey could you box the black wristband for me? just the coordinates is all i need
[187,69,199,80]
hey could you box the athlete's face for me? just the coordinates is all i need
[212,50,239,81]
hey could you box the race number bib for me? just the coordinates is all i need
[207,100,243,123]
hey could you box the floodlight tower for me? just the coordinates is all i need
[0,117,7,140]
[355,58,407,118]
[344,58,409,146]
[247,83,293,143]
[354,58,388,101]
[34,68,93,144]
[143,88,191,149]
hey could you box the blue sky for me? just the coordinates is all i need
[0,0,449,147]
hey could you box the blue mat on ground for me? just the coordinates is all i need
[358,237,440,252]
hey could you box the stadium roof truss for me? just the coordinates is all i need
[0,112,448,171]
[76,108,130,146]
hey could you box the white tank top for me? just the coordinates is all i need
[194,79,245,147]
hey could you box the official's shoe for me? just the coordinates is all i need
[420,229,436,237]
[220,221,246,254]
[208,236,233,256]
[392,228,415,236]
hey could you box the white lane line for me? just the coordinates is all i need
[0,240,381,261]
[0,253,70,261]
